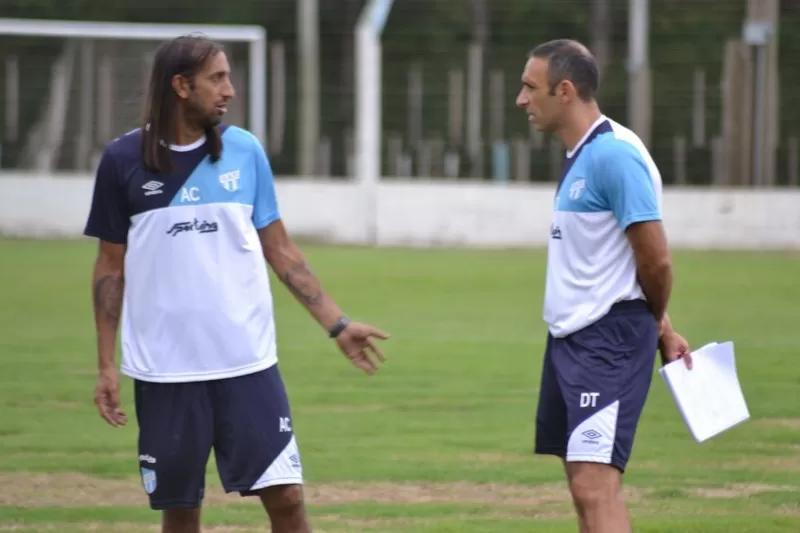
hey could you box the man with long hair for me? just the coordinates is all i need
[84,34,390,533]
[516,39,692,532]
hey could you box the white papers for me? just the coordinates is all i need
[658,341,750,443]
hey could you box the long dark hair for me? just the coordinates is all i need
[141,34,224,174]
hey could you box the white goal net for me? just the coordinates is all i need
[0,18,266,173]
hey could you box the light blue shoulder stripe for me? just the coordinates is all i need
[168,128,258,208]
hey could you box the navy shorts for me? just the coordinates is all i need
[534,299,658,472]
[134,364,303,510]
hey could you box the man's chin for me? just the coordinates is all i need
[533,122,555,134]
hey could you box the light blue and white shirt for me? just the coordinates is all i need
[544,115,663,337]
[84,125,281,382]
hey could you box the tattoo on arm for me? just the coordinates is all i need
[94,275,124,326]
[280,260,323,306]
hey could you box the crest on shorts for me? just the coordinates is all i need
[141,467,157,494]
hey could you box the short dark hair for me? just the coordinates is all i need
[529,39,599,102]
[141,34,224,174]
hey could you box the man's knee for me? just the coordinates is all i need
[565,462,623,510]
[258,483,306,515]
[162,508,201,533]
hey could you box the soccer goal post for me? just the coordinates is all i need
[354,0,394,188]
[354,0,394,245]
[0,17,267,169]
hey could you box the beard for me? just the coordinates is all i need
[184,97,220,131]
[205,112,222,128]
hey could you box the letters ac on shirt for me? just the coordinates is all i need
[83,126,282,383]
[84,125,280,244]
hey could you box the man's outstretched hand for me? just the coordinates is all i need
[335,322,390,375]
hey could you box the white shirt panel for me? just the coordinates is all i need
[544,117,663,337]
[121,202,277,382]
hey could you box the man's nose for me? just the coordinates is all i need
[222,80,235,99]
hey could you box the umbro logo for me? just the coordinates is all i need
[582,429,602,440]
[289,454,301,469]
[142,181,164,196]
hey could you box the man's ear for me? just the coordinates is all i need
[171,74,190,100]
[558,79,576,104]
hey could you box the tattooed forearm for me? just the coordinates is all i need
[91,243,126,370]
[280,260,323,306]
[94,275,124,326]
[261,224,343,330]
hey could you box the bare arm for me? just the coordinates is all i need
[659,311,674,337]
[258,220,344,332]
[249,145,389,373]
[92,241,126,371]
[625,220,672,325]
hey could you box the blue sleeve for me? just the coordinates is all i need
[83,148,130,244]
[594,142,661,230]
[251,141,281,229]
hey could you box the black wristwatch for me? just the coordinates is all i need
[328,315,351,338]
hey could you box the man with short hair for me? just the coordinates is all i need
[516,39,692,532]
[84,34,390,533]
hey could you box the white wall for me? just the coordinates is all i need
[1,172,799,250]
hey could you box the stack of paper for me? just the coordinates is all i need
[658,341,750,443]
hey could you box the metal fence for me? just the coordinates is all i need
[1,0,798,186]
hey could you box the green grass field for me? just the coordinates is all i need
[1,238,799,532]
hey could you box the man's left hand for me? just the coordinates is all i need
[336,322,390,375]
[659,329,693,370]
